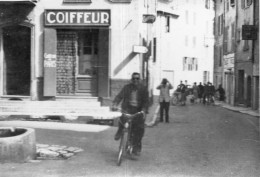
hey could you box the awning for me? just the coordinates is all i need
[157,4,179,18]
[0,0,37,5]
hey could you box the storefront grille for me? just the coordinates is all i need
[56,32,77,95]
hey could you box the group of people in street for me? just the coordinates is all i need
[111,72,226,157]
[173,81,226,106]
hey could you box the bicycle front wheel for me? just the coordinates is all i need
[117,132,126,166]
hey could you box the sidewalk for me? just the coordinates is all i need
[214,101,260,118]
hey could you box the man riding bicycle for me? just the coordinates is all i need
[112,72,149,156]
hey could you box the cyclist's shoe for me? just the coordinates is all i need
[114,130,122,141]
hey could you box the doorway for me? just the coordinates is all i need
[247,76,252,107]
[238,70,244,104]
[3,25,31,96]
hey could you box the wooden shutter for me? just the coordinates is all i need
[98,29,110,97]
[43,28,57,96]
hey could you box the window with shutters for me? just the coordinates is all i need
[231,23,235,52]
[219,46,222,66]
[183,57,198,71]
[230,0,235,7]
[241,0,252,9]
[226,0,229,12]
[223,26,228,54]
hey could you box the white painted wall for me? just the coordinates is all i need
[33,0,151,80]
[154,0,214,95]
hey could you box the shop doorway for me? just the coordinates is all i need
[247,76,252,107]
[3,25,31,96]
[56,29,109,97]
[238,70,244,104]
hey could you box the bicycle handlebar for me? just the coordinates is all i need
[111,107,145,119]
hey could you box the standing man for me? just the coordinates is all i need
[198,82,204,103]
[156,78,173,123]
[178,81,186,106]
[112,72,149,155]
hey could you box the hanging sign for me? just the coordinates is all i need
[133,45,148,53]
[45,10,110,26]
[142,14,156,23]
[242,25,257,40]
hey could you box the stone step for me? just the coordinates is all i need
[0,101,101,107]
[0,111,121,120]
[0,106,110,113]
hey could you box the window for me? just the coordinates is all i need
[231,23,235,52]
[218,14,224,35]
[153,38,156,62]
[205,0,211,9]
[193,12,197,26]
[203,71,209,83]
[185,10,189,24]
[226,0,229,12]
[185,35,189,47]
[183,57,198,71]
[230,0,235,7]
[166,16,170,33]
[192,36,197,48]
[219,46,222,66]
[223,26,229,54]
[241,0,252,9]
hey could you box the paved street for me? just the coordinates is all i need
[0,103,259,177]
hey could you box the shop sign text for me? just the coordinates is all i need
[45,10,110,26]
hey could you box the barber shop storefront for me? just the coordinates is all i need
[0,0,151,102]
[43,10,110,97]
[0,3,111,100]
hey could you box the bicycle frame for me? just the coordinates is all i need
[116,111,143,166]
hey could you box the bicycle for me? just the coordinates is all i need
[115,110,144,166]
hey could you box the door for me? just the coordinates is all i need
[247,76,252,107]
[3,25,31,96]
[238,70,244,104]
[76,30,99,96]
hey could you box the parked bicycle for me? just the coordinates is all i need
[114,109,144,166]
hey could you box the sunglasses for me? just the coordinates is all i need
[132,77,140,80]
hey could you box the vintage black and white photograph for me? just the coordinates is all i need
[0,0,259,176]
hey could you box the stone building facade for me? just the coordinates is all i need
[213,0,259,110]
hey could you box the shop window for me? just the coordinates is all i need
[63,0,92,3]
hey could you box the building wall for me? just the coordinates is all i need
[154,0,214,95]
[0,0,156,100]
[235,0,254,106]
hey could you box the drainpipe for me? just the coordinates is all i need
[234,0,238,106]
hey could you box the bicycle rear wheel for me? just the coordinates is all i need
[117,132,126,166]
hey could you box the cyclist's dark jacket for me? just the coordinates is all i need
[113,83,149,113]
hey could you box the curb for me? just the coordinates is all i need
[215,102,259,118]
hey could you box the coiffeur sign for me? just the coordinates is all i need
[45,10,110,26]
